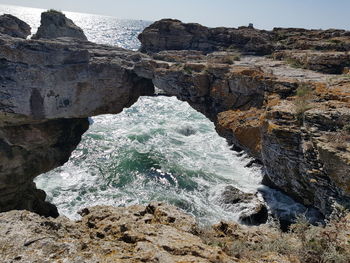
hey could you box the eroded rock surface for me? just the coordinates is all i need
[32,10,87,40]
[0,14,31,38]
[0,118,89,217]
[221,186,268,225]
[0,14,349,219]
[0,203,232,263]
[137,22,350,216]
[0,29,153,215]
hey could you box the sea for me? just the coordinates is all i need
[0,4,319,225]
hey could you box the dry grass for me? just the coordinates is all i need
[293,84,315,124]
[286,57,305,69]
[327,125,350,151]
[197,207,350,263]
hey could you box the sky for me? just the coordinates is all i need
[0,0,349,30]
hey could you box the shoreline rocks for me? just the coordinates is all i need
[0,203,232,263]
[32,9,87,40]
[138,18,273,55]
[0,14,31,38]
[221,186,268,225]
[0,14,349,221]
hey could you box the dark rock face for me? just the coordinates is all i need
[0,34,154,216]
[32,10,87,40]
[0,35,155,123]
[221,186,268,225]
[138,19,273,55]
[0,14,31,38]
[0,118,89,217]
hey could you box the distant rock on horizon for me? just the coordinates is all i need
[32,9,87,40]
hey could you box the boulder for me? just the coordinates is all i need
[221,185,268,225]
[32,10,87,40]
[0,14,31,38]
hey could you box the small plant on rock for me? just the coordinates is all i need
[47,9,63,14]
[294,84,314,125]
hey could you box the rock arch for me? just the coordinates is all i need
[0,17,350,217]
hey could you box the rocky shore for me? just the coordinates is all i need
[0,10,349,263]
[1,202,350,263]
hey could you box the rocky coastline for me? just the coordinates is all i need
[0,10,349,263]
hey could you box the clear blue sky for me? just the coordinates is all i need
[0,0,349,29]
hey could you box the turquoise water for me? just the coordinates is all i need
[1,4,317,224]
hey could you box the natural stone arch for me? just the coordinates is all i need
[0,27,350,218]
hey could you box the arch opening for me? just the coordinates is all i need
[35,95,321,226]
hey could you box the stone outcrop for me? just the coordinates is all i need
[0,34,154,215]
[138,21,350,216]
[139,19,350,56]
[140,19,350,74]
[32,10,87,40]
[221,186,268,225]
[272,50,350,74]
[0,14,31,39]
[272,27,350,51]
[138,19,273,55]
[2,202,349,263]
[0,203,232,263]
[0,118,89,217]
[0,14,349,219]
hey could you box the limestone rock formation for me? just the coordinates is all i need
[0,203,232,263]
[0,118,89,217]
[138,22,350,216]
[138,19,273,55]
[0,14,350,219]
[272,27,350,51]
[32,10,87,40]
[140,19,350,74]
[0,32,153,215]
[0,14,31,38]
[273,50,350,74]
[221,186,268,225]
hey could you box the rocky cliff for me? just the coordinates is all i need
[0,14,349,221]
[138,20,350,216]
